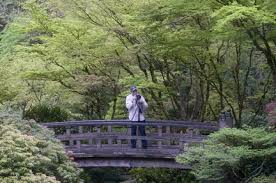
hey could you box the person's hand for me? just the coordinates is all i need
[136,94,141,100]
[138,100,143,105]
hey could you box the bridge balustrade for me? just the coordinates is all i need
[43,120,219,158]
[43,113,233,168]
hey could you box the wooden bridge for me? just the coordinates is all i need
[43,112,233,169]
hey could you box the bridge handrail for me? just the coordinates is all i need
[41,119,232,160]
[41,113,233,168]
[42,120,219,130]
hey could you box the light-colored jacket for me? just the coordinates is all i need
[126,94,148,121]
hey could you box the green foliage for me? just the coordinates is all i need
[80,168,129,183]
[0,0,25,26]
[214,5,270,23]
[241,111,268,128]
[130,168,197,183]
[176,128,276,182]
[24,104,68,122]
[0,0,275,181]
[1,173,60,183]
[252,174,276,183]
[0,0,275,123]
[0,117,81,182]
[212,1,276,32]
[266,101,276,130]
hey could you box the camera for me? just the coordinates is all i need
[136,94,141,100]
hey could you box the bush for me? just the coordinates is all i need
[24,104,68,122]
[266,101,276,130]
[252,174,276,183]
[0,118,81,182]
[241,111,268,128]
[80,168,129,183]
[129,168,197,183]
[176,128,276,182]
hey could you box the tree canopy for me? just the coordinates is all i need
[0,0,274,124]
[0,0,275,182]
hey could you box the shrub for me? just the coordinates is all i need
[266,101,276,130]
[24,104,68,122]
[176,128,276,182]
[130,168,197,183]
[0,118,81,182]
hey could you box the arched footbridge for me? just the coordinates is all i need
[43,113,233,169]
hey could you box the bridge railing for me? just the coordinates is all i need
[43,120,220,155]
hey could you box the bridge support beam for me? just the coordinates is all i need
[75,157,191,169]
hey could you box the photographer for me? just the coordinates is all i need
[125,86,148,149]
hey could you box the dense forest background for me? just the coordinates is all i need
[0,0,275,182]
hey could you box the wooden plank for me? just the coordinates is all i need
[186,128,193,137]
[76,140,81,149]
[78,126,83,134]
[57,133,206,142]
[89,138,93,145]
[66,127,71,136]
[67,147,181,158]
[166,126,171,145]
[66,127,74,146]
[75,158,191,169]
[194,129,199,135]
[42,120,219,131]
[108,125,112,145]
[56,131,204,138]
[157,125,162,149]
[128,127,131,146]
[96,126,101,148]
[184,143,189,151]
[108,125,112,132]
[117,139,122,146]
[42,119,217,126]
[166,126,170,134]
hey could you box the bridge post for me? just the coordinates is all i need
[78,126,83,133]
[128,126,131,147]
[108,125,112,145]
[157,125,162,149]
[96,126,101,148]
[66,126,74,146]
[219,111,233,128]
[184,142,189,152]
[186,128,193,137]
[194,129,199,135]
[166,126,171,145]
[76,126,83,149]
[179,131,184,150]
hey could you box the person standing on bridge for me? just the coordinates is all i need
[126,86,148,149]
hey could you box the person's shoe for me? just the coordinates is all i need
[142,146,147,149]
[131,146,136,148]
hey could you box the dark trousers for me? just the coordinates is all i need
[131,120,147,148]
